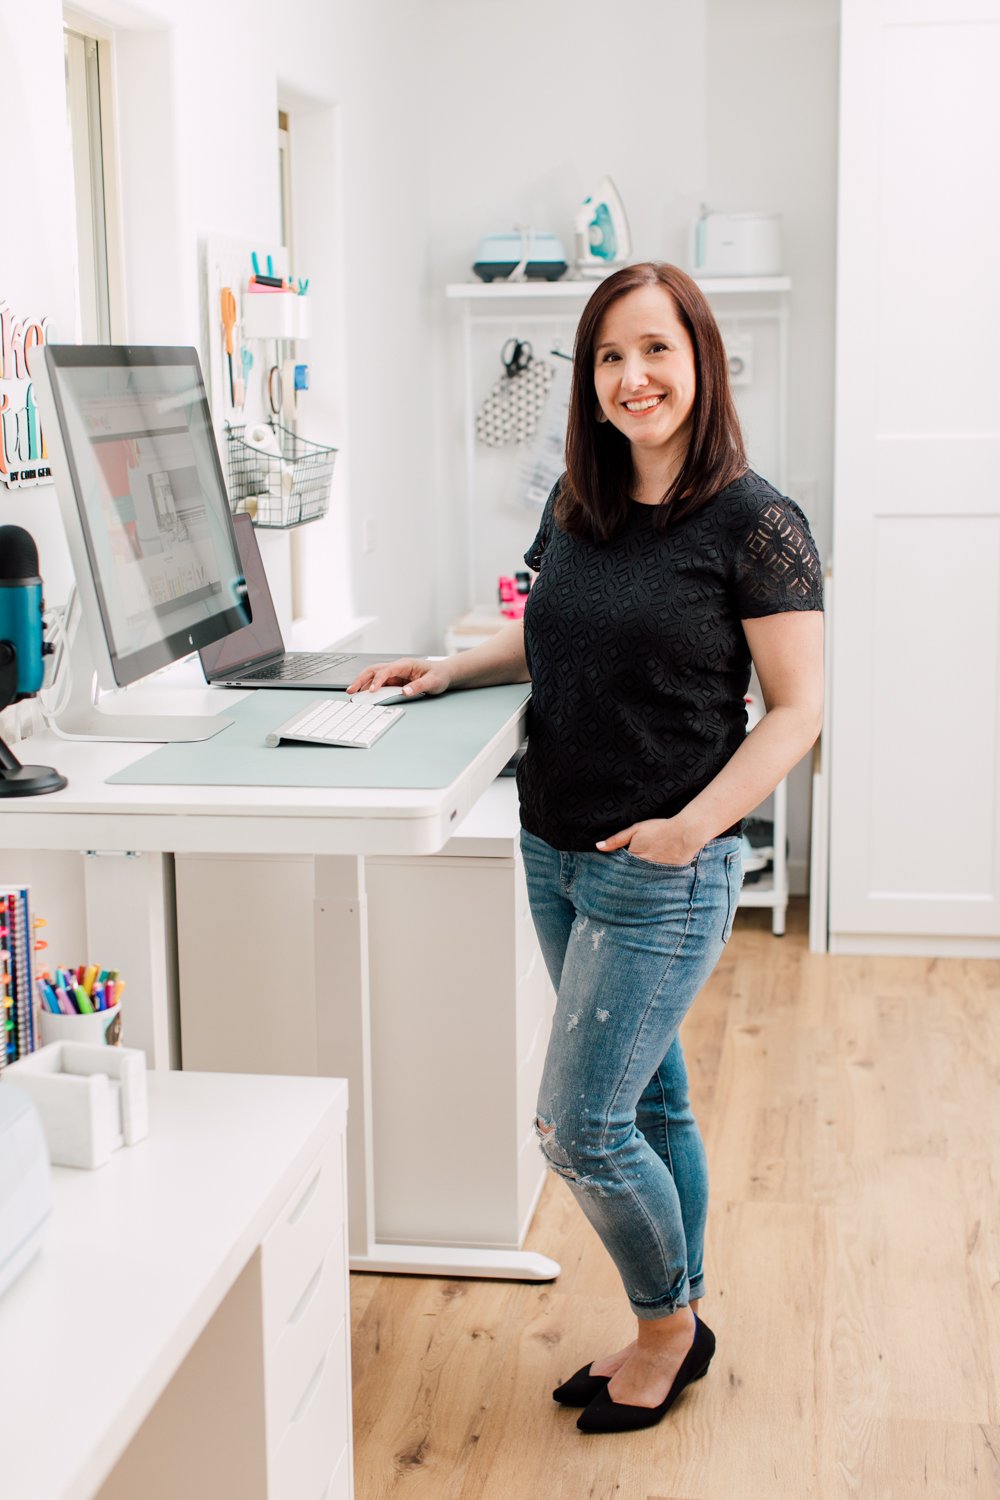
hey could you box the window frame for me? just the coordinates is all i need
[63,6,126,343]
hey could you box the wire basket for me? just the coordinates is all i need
[225,421,337,529]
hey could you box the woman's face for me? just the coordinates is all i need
[592,284,697,461]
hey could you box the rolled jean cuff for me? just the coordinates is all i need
[630,1283,691,1322]
[688,1275,705,1302]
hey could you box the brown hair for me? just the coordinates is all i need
[557,262,747,542]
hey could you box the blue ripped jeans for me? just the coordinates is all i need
[520,828,742,1321]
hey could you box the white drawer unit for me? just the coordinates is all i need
[262,1134,350,1486]
[266,1239,346,1437]
[96,1101,353,1500]
[262,1136,346,1348]
[270,1321,351,1500]
[1,1073,353,1500]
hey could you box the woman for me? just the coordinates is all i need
[348,262,824,1435]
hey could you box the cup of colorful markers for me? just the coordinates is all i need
[37,966,125,1047]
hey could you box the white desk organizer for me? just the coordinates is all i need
[6,1043,148,1169]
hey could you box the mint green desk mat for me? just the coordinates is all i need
[106,685,530,790]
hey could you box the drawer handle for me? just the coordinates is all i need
[291,1349,328,1425]
[288,1166,322,1227]
[288,1259,324,1327]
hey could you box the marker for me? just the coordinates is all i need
[82,965,98,996]
[74,985,95,1014]
[36,979,59,1013]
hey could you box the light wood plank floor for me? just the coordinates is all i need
[350,902,1000,1499]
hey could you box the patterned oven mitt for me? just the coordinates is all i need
[476,339,556,448]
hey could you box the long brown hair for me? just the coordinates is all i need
[557,262,747,542]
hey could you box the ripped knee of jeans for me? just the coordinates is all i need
[534,1113,603,1193]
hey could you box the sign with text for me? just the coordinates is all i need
[0,298,54,488]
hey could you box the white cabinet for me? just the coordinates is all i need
[829,0,1000,954]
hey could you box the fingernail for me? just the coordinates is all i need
[596,840,607,849]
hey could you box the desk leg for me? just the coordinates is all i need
[83,851,179,1069]
[313,856,559,1283]
[314,855,376,1260]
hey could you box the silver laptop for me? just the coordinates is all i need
[199,514,403,690]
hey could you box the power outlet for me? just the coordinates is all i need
[362,519,377,554]
[725,332,754,386]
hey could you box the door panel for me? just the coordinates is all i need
[830,0,1000,942]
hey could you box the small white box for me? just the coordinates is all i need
[6,1042,148,1170]
[243,291,309,341]
[692,211,783,277]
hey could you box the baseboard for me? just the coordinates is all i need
[829,933,1000,958]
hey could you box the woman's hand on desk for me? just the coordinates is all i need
[346,659,452,699]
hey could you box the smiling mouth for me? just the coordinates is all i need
[623,395,665,413]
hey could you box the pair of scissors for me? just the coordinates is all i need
[502,338,533,379]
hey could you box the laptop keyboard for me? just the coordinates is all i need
[265,697,404,749]
[242,652,354,682]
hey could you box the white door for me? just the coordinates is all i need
[830,0,1000,952]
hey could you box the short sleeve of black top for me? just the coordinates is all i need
[516,470,824,851]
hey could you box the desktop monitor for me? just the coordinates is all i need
[33,344,251,741]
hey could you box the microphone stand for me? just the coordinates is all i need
[0,643,67,796]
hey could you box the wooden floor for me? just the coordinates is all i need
[350,902,1000,1499]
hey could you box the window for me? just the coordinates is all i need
[278,109,293,256]
[64,12,123,342]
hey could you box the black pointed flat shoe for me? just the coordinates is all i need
[576,1316,716,1434]
[552,1362,612,1406]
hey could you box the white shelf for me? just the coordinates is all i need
[446,276,791,300]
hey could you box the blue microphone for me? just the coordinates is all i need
[0,526,46,698]
[0,525,66,796]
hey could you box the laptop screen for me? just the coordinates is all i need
[198,514,284,677]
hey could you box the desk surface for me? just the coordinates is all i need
[0,1070,348,1500]
[0,676,529,857]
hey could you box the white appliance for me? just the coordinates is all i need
[0,1084,51,1297]
[692,210,782,277]
[574,177,631,277]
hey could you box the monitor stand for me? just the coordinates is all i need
[48,591,233,744]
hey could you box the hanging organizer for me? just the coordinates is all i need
[225,421,337,529]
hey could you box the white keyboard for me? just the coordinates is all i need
[265,696,404,749]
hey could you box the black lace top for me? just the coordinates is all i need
[516,470,824,851]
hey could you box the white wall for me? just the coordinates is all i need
[706,0,839,564]
[422,0,709,636]
[0,0,438,646]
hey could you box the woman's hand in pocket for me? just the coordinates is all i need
[596,818,701,867]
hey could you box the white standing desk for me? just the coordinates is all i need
[0,1070,352,1500]
[0,677,558,1281]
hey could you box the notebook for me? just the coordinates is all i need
[199,514,407,690]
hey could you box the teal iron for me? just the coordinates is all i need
[573,177,631,277]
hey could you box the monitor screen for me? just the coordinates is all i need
[198,514,286,677]
[40,345,250,687]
